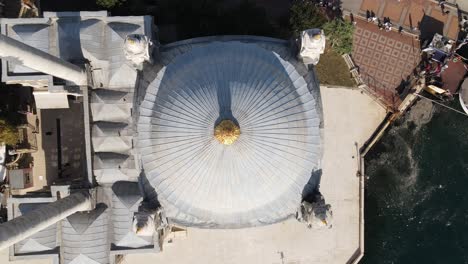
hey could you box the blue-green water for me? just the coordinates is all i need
[362,102,468,264]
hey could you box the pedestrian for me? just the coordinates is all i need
[378,19,384,30]
[366,10,371,22]
[398,26,403,34]
[461,16,468,25]
[350,13,357,25]
[371,10,377,22]
[461,16,468,32]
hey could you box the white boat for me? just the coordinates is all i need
[0,144,5,182]
[460,79,468,115]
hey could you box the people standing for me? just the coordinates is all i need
[440,3,448,15]
[371,11,377,22]
[378,18,384,30]
[350,13,357,25]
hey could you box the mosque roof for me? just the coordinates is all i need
[138,39,323,228]
[1,11,325,262]
[15,203,57,254]
[1,11,155,264]
[111,182,153,249]
[62,203,109,264]
[7,23,50,74]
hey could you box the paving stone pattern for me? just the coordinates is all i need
[357,0,459,40]
[352,19,420,106]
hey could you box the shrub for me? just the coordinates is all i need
[0,118,18,146]
[96,0,125,9]
[289,1,327,35]
[323,19,354,55]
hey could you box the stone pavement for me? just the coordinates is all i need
[22,100,85,194]
[444,0,468,13]
[345,0,460,40]
[39,101,85,185]
[14,100,86,195]
[352,17,420,107]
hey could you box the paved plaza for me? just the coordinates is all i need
[13,100,86,195]
[352,18,420,107]
[39,101,85,185]
[342,0,466,107]
[345,0,460,40]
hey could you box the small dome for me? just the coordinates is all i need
[138,41,322,228]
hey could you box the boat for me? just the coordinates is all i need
[0,144,5,182]
[425,84,451,97]
[460,79,468,115]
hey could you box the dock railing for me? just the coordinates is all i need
[342,53,396,111]
[347,148,366,264]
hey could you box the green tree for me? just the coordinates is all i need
[289,1,327,35]
[96,0,125,8]
[323,19,354,55]
[0,118,19,146]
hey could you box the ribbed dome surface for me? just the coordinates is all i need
[138,41,322,228]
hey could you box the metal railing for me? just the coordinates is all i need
[359,71,400,109]
[342,54,398,110]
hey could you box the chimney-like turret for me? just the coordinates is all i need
[0,34,87,86]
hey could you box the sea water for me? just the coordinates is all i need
[362,101,468,264]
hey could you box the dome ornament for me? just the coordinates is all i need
[214,119,240,145]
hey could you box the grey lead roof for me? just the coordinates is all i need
[2,8,325,261]
[7,23,50,74]
[62,204,109,264]
[90,89,133,123]
[80,19,143,88]
[1,11,154,264]
[138,40,323,228]
[15,203,57,254]
[112,181,141,209]
[82,17,147,185]
[111,182,153,249]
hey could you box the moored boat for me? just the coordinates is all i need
[460,79,468,115]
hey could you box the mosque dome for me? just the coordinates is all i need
[138,40,322,228]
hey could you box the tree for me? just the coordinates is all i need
[0,118,19,146]
[96,0,125,8]
[289,1,327,35]
[323,19,354,55]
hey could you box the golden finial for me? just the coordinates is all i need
[214,120,240,145]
